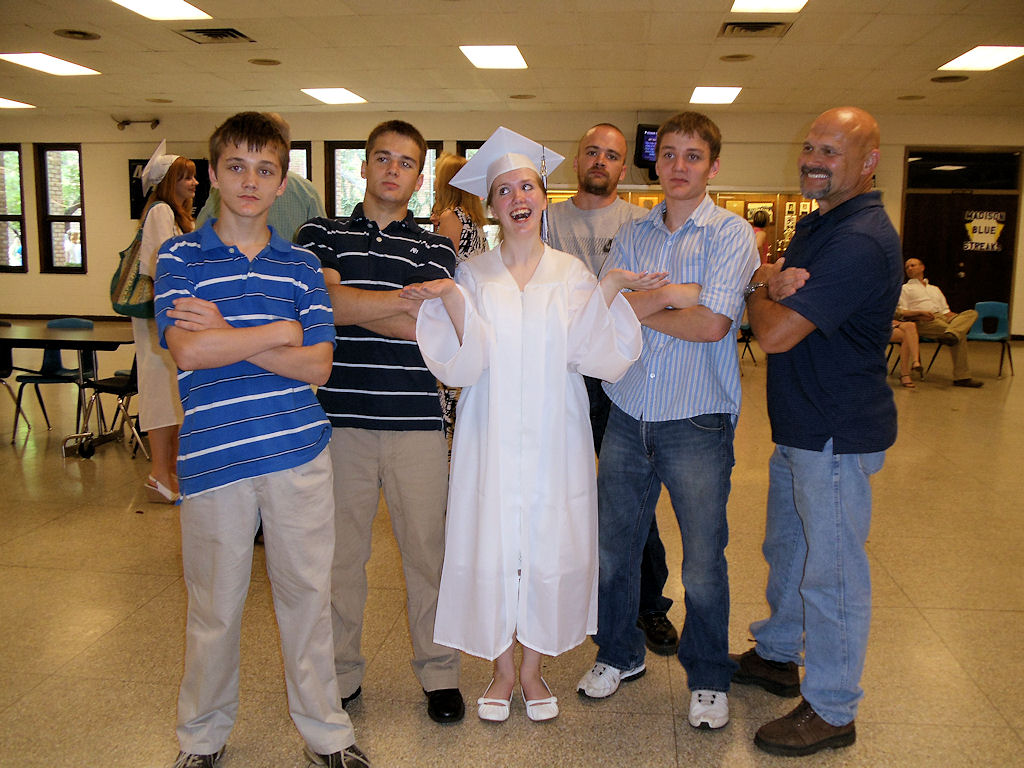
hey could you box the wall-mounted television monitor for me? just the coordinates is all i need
[634,123,659,169]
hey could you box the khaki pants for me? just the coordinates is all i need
[329,428,460,696]
[176,449,354,755]
[916,309,978,380]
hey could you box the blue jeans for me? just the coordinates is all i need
[751,440,884,726]
[586,377,671,617]
[594,405,736,692]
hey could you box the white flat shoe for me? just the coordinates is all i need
[477,679,512,722]
[523,678,558,722]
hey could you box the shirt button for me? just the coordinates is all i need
[649,373,656,379]
[376,237,382,243]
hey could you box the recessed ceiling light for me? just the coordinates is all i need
[301,88,366,105]
[933,165,967,171]
[0,53,100,76]
[509,93,535,100]
[931,74,969,83]
[53,29,101,41]
[907,157,922,162]
[108,0,211,20]
[939,45,1024,71]
[249,58,281,66]
[730,0,807,12]
[0,97,35,109]
[897,94,925,101]
[459,45,527,69]
[720,54,754,62]
[690,86,742,104]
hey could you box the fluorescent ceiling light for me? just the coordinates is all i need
[109,0,211,20]
[690,86,742,104]
[301,88,366,105]
[0,97,35,109]
[932,165,967,171]
[939,46,1024,71]
[459,45,527,69]
[730,0,808,11]
[0,53,100,76]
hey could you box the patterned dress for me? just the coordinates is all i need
[439,206,486,446]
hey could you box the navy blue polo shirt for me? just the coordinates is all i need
[766,191,902,454]
[296,207,457,431]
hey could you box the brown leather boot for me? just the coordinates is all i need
[730,648,800,697]
[755,698,856,756]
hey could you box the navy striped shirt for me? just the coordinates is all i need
[603,196,759,422]
[154,222,335,497]
[296,207,456,431]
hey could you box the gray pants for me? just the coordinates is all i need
[176,448,354,755]
[916,309,978,380]
[329,428,460,697]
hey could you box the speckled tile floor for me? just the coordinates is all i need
[2,340,1023,767]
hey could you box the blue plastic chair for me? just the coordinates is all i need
[967,301,1014,377]
[13,318,95,440]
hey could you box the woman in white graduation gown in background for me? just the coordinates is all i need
[402,128,667,723]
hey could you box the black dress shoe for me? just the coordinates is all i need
[637,611,678,655]
[341,686,362,709]
[424,687,465,723]
[953,378,984,388]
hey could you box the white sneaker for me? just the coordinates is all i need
[576,662,646,699]
[689,689,729,729]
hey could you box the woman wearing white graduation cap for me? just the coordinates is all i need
[130,141,198,502]
[401,128,667,723]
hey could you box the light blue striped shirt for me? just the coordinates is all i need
[154,222,336,497]
[603,195,758,422]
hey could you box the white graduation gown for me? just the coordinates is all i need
[416,244,642,660]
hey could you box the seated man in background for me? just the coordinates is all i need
[897,257,982,388]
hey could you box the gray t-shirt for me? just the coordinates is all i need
[547,196,648,276]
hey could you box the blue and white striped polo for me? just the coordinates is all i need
[154,222,335,497]
[603,195,759,422]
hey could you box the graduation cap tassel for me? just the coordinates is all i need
[540,145,549,243]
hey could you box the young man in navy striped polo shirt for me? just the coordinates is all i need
[296,121,463,725]
[156,112,369,768]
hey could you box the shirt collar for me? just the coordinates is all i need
[348,202,422,233]
[197,219,291,254]
[644,193,715,234]
[796,190,884,233]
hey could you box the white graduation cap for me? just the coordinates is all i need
[141,139,180,195]
[450,126,564,199]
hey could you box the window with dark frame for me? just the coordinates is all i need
[34,143,85,273]
[289,141,312,181]
[0,143,27,273]
[325,140,442,220]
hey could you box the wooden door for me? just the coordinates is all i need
[901,191,1018,311]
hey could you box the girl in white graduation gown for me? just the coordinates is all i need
[401,134,666,723]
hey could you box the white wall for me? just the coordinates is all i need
[1,108,1021,329]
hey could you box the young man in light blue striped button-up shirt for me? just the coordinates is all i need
[577,112,758,733]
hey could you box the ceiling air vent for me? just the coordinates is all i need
[176,28,256,44]
[718,21,791,38]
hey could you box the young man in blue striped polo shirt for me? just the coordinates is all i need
[296,121,463,724]
[577,112,759,732]
[156,112,369,768]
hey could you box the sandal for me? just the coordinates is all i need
[145,474,179,504]
[912,361,923,379]
[900,374,916,389]
[477,679,513,722]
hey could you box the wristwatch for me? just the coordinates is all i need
[744,281,767,296]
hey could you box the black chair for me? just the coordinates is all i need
[2,345,31,437]
[63,357,149,459]
[13,318,95,440]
